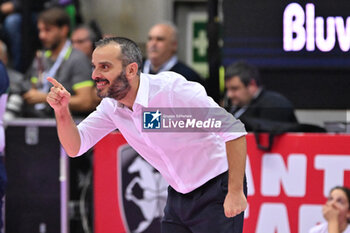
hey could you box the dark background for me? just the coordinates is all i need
[222,0,350,109]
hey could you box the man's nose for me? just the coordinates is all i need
[149,39,157,46]
[92,69,99,79]
[226,90,234,99]
[39,31,45,40]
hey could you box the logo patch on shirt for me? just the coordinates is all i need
[143,110,161,129]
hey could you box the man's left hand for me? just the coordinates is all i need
[223,191,247,218]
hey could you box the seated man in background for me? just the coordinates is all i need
[71,24,102,107]
[71,25,97,60]
[225,61,298,131]
[143,22,204,84]
[0,0,48,72]
[22,7,96,118]
[0,40,24,120]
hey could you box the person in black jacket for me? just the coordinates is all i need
[225,61,298,131]
[143,22,204,84]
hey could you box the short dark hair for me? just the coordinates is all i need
[38,7,70,29]
[74,25,98,43]
[330,186,350,223]
[95,37,143,75]
[224,60,261,87]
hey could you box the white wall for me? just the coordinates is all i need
[79,0,173,44]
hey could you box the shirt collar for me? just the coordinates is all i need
[133,73,149,108]
[143,55,178,74]
[114,73,149,110]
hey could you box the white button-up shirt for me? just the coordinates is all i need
[77,72,246,193]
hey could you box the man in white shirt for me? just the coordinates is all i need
[46,37,247,233]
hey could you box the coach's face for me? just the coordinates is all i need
[91,43,130,100]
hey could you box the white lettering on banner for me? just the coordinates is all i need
[306,3,315,51]
[283,3,305,51]
[283,3,350,52]
[299,205,323,233]
[261,153,307,197]
[315,17,336,52]
[314,155,350,197]
[256,204,291,233]
[336,17,350,51]
[245,156,255,196]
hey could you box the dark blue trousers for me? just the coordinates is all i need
[161,172,247,233]
[0,157,7,233]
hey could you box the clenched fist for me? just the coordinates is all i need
[224,191,247,218]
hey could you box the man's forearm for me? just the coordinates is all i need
[225,136,247,193]
[55,107,81,157]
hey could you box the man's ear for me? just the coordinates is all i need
[248,79,257,87]
[247,79,258,95]
[125,62,138,79]
[61,25,70,38]
[172,40,178,53]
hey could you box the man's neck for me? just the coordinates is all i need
[150,55,175,73]
[150,62,162,73]
[252,87,262,99]
[51,39,68,60]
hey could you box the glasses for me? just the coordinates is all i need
[72,37,90,44]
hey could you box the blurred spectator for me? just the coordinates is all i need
[309,186,350,233]
[0,40,24,120]
[0,0,82,73]
[143,22,204,84]
[71,25,97,59]
[0,60,9,233]
[71,24,102,107]
[225,61,298,131]
[22,7,96,118]
[0,0,48,72]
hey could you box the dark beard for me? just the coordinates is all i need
[97,70,131,100]
[45,37,61,51]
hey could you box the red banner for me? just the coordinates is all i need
[94,133,350,233]
[245,133,350,233]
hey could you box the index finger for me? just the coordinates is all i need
[47,77,63,89]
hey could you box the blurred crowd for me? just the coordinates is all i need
[0,1,103,120]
